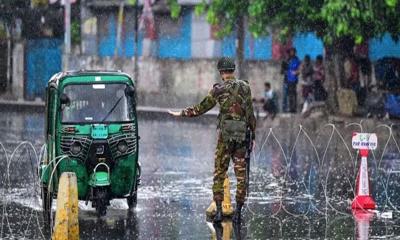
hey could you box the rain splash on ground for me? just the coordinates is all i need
[1,110,400,239]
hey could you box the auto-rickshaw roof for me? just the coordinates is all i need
[48,70,134,88]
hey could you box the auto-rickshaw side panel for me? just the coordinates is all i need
[56,158,89,199]
[41,85,58,188]
[110,153,138,196]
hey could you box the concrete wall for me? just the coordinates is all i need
[12,43,24,100]
[67,56,282,108]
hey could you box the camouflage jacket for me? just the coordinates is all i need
[181,77,256,139]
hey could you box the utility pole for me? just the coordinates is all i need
[134,0,139,82]
[64,0,71,70]
[236,15,245,79]
[115,1,124,57]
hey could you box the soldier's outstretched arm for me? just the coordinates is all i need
[180,91,217,117]
[168,110,182,116]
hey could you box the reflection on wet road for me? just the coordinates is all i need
[1,110,400,239]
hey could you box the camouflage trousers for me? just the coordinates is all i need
[212,134,247,204]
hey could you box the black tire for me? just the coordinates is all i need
[127,191,137,210]
[94,188,108,217]
[41,185,52,223]
[96,204,107,217]
[128,170,139,210]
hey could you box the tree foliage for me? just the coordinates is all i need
[170,0,400,44]
[253,0,400,44]
[195,0,248,37]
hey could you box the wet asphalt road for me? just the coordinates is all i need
[2,110,400,239]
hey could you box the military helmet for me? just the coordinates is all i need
[217,57,235,71]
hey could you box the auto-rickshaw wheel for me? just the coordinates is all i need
[96,203,107,217]
[94,188,108,217]
[41,185,52,223]
[127,170,139,210]
[127,191,137,209]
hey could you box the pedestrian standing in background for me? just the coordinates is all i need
[300,55,314,102]
[357,56,372,106]
[262,82,278,119]
[313,55,327,101]
[286,48,301,113]
[354,42,371,106]
[280,52,289,112]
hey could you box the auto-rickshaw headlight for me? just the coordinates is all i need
[117,140,128,153]
[70,142,82,155]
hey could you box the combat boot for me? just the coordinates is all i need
[213,200,223,223]
[232,202,244,224]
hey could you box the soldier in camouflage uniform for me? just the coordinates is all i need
[169,57,256,223]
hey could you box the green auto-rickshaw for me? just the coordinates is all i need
[39,70,140,218]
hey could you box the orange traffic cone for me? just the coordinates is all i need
[351,149,376,210]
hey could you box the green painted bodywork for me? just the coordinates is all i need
[41,71,139,200]
[61,74,131,85]
[110,156,136,194]
[57,158,90,198]
[89,171,110,187]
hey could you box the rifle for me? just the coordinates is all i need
[245,128,253,197]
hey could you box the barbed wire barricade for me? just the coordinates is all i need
[1,121,400,239]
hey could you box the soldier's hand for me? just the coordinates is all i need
[252,140,256,151]
[168,110,182,117]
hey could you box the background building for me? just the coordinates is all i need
[1,0,400,107]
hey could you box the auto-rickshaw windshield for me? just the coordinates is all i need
[61,83,134,123]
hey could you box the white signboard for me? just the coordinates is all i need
[352,133,378,150]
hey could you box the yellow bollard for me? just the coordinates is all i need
[206,220,233,240]
[52,172,79,240]
[206,175,234,220]
[221,220,233,239]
